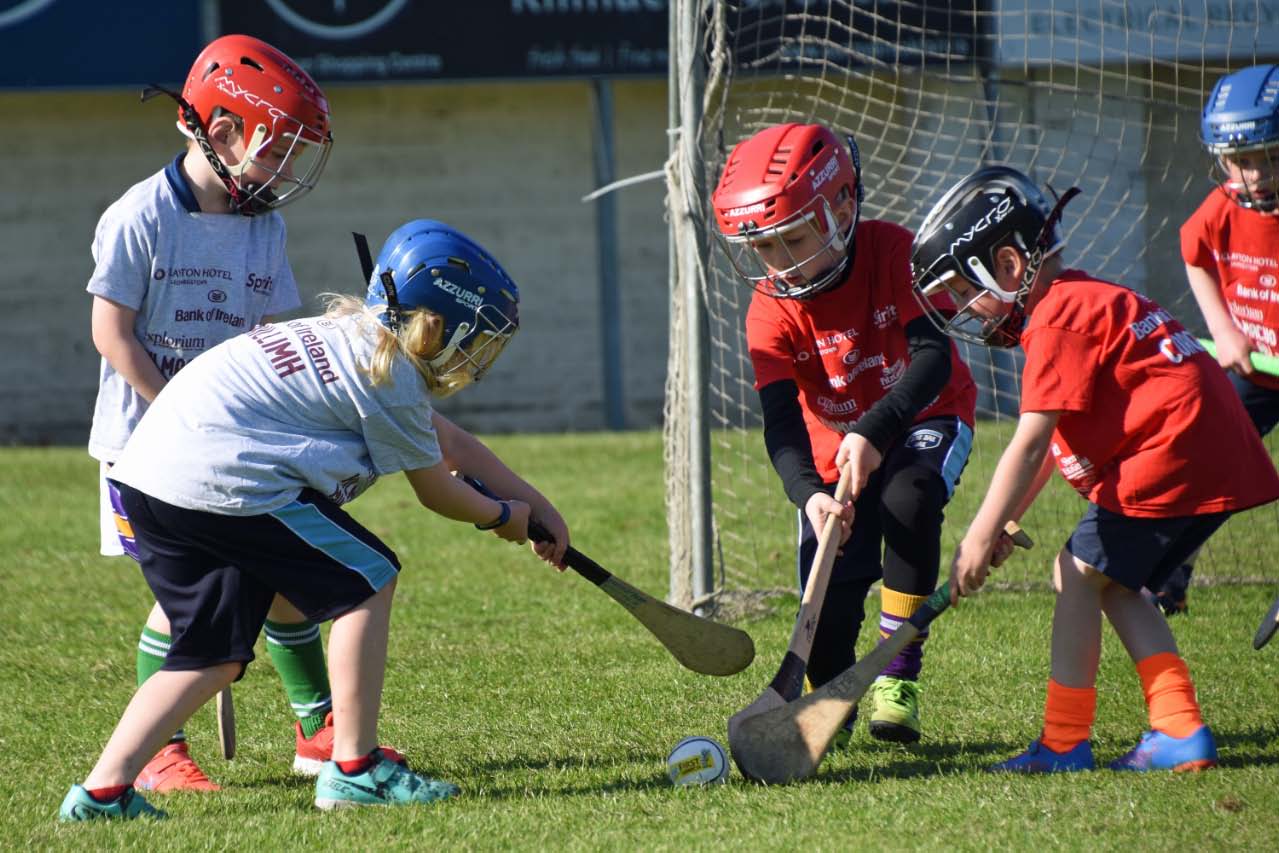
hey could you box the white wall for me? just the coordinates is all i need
[0,79,671,443]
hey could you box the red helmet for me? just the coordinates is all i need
[179,35,332,213]
[711,123,861,298]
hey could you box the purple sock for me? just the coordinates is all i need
[877,611,926,681]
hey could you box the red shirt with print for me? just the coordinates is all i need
[1181,187,1279,391]
[1020,270,1279,517]
[747,219,976,482]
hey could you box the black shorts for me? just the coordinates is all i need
[1065,502,1231,592]
[110,481,400,673]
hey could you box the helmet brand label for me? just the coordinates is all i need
[726,202,766,217]
[810,156,839,192]
[215,77,290,124]
[435,277,484,309]
[948,196,1013,255]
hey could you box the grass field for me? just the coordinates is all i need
[1,431,1277,850]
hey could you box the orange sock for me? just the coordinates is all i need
[1041,679,1096,753]
[1136,652,1204,738]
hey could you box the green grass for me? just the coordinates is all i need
[1,433,1277,850]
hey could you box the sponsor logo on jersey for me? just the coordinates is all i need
[794,349,811,362]
[435,276,484,309]
[815,327,857,354]
[1228,300,1265,321]
[726,202,767,217]
[1235,318,1279,348]
[947,196,1013,255]
[156,265,233,285]
[173,308,246,328]
[816,414,858,434]
[906,428,942,450]
[1129,308,1173,340]
[873,304,898,329]
[145,332,205,352]
[1157,331,1207,364]
[816,395,858,415]
[810,156,840,192]
[841,348,861,365]
[245,273,274,294]
[208,289,227,303]
[1261,274,1277,288]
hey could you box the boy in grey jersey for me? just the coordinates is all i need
[62,220,569,819]
[86,35,355,791]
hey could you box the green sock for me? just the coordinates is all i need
[264,619,331,739]
[137,627,184,743]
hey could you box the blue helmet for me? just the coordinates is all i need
[1201,64,1279,211]
[365,220,519,386]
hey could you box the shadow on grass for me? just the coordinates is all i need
[1213,726,1279,768]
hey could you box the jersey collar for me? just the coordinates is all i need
[163,153,202,214]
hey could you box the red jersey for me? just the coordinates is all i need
[746,219,977,482]
[1181,187,1279,391]
[1020,270,1279,517]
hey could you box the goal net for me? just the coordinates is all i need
[665,0,1279,612]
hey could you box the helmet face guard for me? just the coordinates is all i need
[712,123,862,300]
[220,110,331,214]
[364,220,520,394]
[911,166,1078,348]
[716,195,856,299]
[1201,64,1279,212]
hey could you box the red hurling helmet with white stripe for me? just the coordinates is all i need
[179,35,332,214]
[712,123,862,299]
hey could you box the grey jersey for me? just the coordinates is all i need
[86,156,301,461]
[110,313,442,515]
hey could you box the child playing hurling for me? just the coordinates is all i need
[911,165,1279,772]
[86,34,363,790]
[711,123,978,744]
[61,220,569,820]
[1154,63,1279,614]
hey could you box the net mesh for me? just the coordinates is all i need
[665,0,1279,612]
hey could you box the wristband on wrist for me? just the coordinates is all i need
[475,500,511,531]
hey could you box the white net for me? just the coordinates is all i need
[665,0,1279,611]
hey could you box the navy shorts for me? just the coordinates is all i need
[110,481,400,673]
[1065,503,1231,592]
[1230,371,1279,438]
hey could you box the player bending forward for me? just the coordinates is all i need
[911,166,1279,773]
[60,220,569,820]
[712,123,978,744]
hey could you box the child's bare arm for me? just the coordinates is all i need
[404,461,530,542]
[91,296,167,403]
[951,410,1059,600]
[431,411,569,566]
[1185,262,1255,375]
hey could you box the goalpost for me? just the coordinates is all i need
[665,0,1279,611]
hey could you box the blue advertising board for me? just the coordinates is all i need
[0,0,200,89]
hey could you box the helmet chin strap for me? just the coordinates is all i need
[141,83,259,216]
[1000,185,1081,343]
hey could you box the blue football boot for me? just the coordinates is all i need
[1108,726,1217,772]
[989,738,1095,773]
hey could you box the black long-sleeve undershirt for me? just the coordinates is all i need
[760,316,954,510]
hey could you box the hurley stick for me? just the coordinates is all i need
[461,475,754,676]
[726,464,855,746]
[1254,589,1279,651]
[731,520,1032,784]
[216,686,236,760]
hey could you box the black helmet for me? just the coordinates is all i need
[910,166,1077,347]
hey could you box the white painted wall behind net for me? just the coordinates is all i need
[1,80,670,443]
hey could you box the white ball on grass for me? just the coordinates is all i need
[666,735,729,786]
